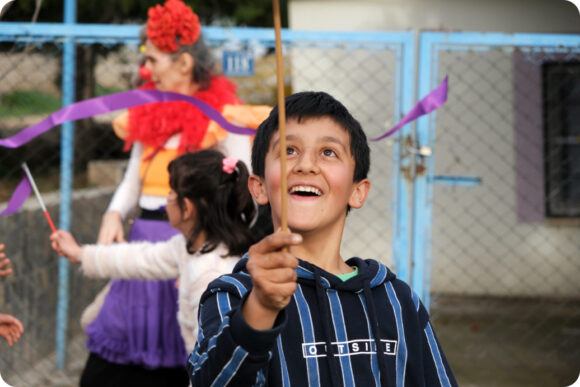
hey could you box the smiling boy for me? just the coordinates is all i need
[187,91,457,386]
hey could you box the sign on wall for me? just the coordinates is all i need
[222,50,254,77]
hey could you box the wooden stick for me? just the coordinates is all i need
[273,0,288,233]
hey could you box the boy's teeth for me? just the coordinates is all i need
[290,185,322,196]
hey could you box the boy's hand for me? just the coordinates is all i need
[243,231,302,330]
[0,313,24,347]
[0,244,12,277]
[50,230,82,263]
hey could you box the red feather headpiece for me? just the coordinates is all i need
[146,0,201,53]
[124,76,240,153]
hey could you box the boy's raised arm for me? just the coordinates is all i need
[243,231,301,330]
[188,277,286,386]
[188,231,301,385]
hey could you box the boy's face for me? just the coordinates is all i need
[249,117,370,234]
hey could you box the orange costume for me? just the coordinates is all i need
[111,78,270,200]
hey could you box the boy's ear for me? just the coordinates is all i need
[248,174,269,205]
[348,178,370,209]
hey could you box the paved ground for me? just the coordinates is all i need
[1,335,87,387]
[432,295,580,387]
[1,296,578,387]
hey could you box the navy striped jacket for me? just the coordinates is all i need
[187,256,457,386]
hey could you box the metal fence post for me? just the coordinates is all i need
[411,32,439,310]
[392,31,416,285]
[57,0,77,370]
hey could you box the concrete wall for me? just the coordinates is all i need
[0,188,113,377]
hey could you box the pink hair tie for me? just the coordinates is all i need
[222,157,238,174]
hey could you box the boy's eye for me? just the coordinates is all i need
[322,148,337,157]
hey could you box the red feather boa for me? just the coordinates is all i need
[125,76,240,153]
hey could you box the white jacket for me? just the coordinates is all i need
[80,234,240,352]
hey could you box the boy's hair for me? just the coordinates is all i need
[251,91,370,182]
[168,149,256,256]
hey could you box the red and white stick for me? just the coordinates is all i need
[21,162,57,233]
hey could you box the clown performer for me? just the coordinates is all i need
[79,1,271,386]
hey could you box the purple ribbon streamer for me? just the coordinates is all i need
[1,81,448,215]
[0,176,32,216]
[0,90,256,149]
[371,76,448,141]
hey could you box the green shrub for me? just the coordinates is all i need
[0,90,61,118]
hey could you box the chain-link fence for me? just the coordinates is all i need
[425,35,580,386]
[1,25,579,387]
[0,26,408,385]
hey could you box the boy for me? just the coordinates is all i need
[187,91,457,386]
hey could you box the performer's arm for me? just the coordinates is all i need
[97,143,143,243]
[106,142,142,218]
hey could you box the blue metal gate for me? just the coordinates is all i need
[416,31,580,386]
[1,11,579,384]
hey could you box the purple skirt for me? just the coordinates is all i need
[84,217,187,368]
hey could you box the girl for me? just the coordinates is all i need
[50,150,255,386]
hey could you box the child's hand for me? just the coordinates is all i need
[0,244,13,277]
[0,313,24,347]
[243,231,302,330]
[50,231,82,263]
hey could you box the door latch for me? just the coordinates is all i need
[400,135,432,179]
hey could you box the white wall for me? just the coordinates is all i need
[289,0,580,33]
[429,50,580,297]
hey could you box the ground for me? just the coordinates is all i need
[3,295,578,386]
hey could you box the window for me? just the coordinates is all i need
[542,62,580,217]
